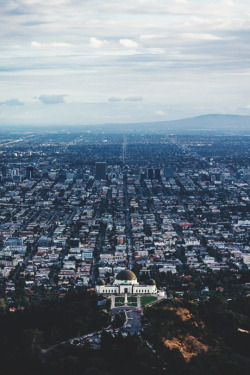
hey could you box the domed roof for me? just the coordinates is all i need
[116,270,137,281]
[96,279,105,286]
[147,279,156,285]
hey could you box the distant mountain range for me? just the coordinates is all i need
[4,114,250,135]
[90,114,250,134]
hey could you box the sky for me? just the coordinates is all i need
[1,0,250,126]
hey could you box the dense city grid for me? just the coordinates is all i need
[0,133,249,306]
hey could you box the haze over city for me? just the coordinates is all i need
[1,0,250,126]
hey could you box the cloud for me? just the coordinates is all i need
[181,33,237,42]
[89,37,108,48]
[108,97,143,102]
[139,34,164,40]
[108,97,122,102]
[119,39,139,48]
[1,0,250,125]
[124,97,143,102]
[38,95,66,104]
[0,99,24,106]
[31,41,73,48]
[155,110,165,116]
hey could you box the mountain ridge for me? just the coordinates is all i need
[86,114,250,134]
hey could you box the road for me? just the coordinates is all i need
[67,207,77,225]
[111,306,141,335]
[123,178,134,270]
[41,304,144,361]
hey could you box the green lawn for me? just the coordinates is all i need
[128,296,137,306]
[115,297,125,306]
[116,297,124,302]
[128,297,137,303]
[140,296,157,306]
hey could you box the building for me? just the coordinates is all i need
[95,162,106,180]
[148,168,154,179]
[155,168,161,180]
[243,254,250,268]
[164,166,174,179]
[6,237,23,247]
[26,166,34,179]
[2,165,7,177]
[38,236,51,247]
[95,269,157,294]
[243,167,250,181]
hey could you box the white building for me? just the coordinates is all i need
[243,254,250,268]
[95,269,157,295]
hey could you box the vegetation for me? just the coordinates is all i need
[0,288,163,375]
[128,296,137,306]
[0,287,111,374]
[1,285,250,374]
[141,296,157,306]
[143,296,250,375]
[115,296,124,306]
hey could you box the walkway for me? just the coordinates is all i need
[111,295,115,309]
[137,295,141,309]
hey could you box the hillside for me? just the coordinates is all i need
[143,296,250,375]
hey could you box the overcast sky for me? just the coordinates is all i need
[1,0,250,126]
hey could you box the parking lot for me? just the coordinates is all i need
[70,306,142,348]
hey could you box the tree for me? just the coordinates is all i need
[0,298,6,312]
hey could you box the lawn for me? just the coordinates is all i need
[115,297,125,306]
[140,296,157,306]
[128,296,137,306]
[128,297,137,303]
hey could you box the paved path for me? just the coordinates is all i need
[111,295,115,309]
[137,295,141,309]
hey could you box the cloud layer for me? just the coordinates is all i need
[0,99,24,106]
[1,0,250,125]
[38,95,66,104]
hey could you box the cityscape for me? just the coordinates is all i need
[1,0,250,374]
[0,130,249,374]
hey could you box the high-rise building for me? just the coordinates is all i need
[243,167,250,181]
[58,170,66,182]
[148,168,154,179]
[2,165,7,177]
[155,168,161,180]
[11,168,19,177]
[66,172,75,180]
[164,166,174,179]
[26,166,34,179]
[95,162,106,180]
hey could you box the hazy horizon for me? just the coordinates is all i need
[1,1,250,126]
[0,114,249,136]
